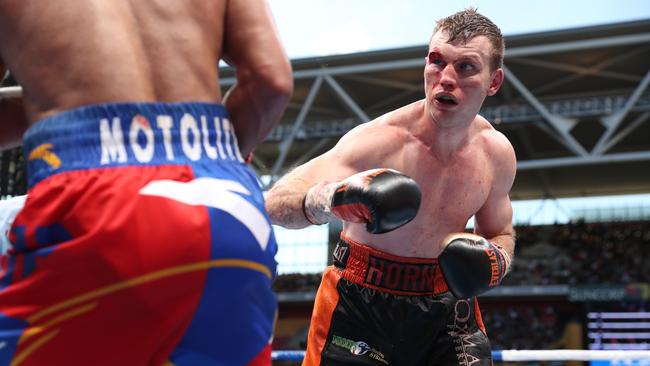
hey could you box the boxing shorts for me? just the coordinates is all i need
[303,235,492,366]
[0,102,277,365]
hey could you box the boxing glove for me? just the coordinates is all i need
[439,235,511,299]
[303,169,421,234]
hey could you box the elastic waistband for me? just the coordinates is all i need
[333,235,448,295]
[22,102,244,187]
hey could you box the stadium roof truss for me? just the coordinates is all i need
[221,20,650,200]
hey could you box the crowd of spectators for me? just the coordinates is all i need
[482,305,571,351]
[271,220,650,361]
[273,220,650,292]
[503,220,650,286]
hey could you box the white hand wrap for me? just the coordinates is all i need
[0,195,27,254]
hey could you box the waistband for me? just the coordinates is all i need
[333,234,449,295]
[22,102,244,187]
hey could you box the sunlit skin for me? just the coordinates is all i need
[0,0,293,154]
[266,30,516,260]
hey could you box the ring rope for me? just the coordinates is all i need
[497,350,650,361]
[0,86,23,100]
[271,350,650,362]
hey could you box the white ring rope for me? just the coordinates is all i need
[270,350,650,362]
[499,350,650,361]
[0,86,23,100]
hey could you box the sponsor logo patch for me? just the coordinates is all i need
[365,255,438,293]
[448,300,482,366]
[331,335,388,364]
[28,143,61,169]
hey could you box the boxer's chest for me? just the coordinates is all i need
[357,146,494,257]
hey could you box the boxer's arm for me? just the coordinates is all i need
[264,147,358,230]
[0,62,29,150]
[473,186,516,262]
[304,168,421,234]
[222,0,293,156]
[265,122,399,230]
[0,100,27,150]
[439,135,517,298]
[473,135,517,260]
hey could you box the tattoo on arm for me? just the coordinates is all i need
[267,177,318,229]
[303,182,336,225]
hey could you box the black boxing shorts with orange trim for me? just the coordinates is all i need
[303,235,492,366]
[0,102,277,366]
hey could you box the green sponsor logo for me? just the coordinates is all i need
[330,335,389,365]
[332,335,356,349]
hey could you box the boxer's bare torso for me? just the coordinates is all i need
[343,102,513,258]
[0,0,291,153]
[0,0,227,121]
[266,31,516,259]
[269,100,515,258]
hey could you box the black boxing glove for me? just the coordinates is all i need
[302,168,421,234]
[439,235,512,299]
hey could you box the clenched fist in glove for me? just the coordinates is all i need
[439,233,512,299]
[302,168,421,234]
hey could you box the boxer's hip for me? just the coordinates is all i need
[22,101,247,188]
[332,233,449,295]
[16,101,273,268]
[306,235,491,365]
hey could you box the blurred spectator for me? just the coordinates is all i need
[273,220,650,291]
[482,305,567,351]
[503,220,650,286]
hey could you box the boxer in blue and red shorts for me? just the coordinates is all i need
[1,103,279,365]
[0,0,292,364]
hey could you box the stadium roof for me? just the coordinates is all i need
[221,19,650,201]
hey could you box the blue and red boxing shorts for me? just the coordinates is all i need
[0,102,277,365]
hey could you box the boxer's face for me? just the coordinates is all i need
[423,30,503,127]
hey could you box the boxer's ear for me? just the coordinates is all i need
[487,68,504,97]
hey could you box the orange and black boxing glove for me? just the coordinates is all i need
[439,234,512,299]
[302,168,421,234]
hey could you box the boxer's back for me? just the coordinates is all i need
[0,0,228,122]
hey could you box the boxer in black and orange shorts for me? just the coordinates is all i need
[265,8,516,366]
[304,235,492,366]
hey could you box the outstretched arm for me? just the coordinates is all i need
[264,141,360,230]
[265,122,419,233]
[222,0,293,156]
